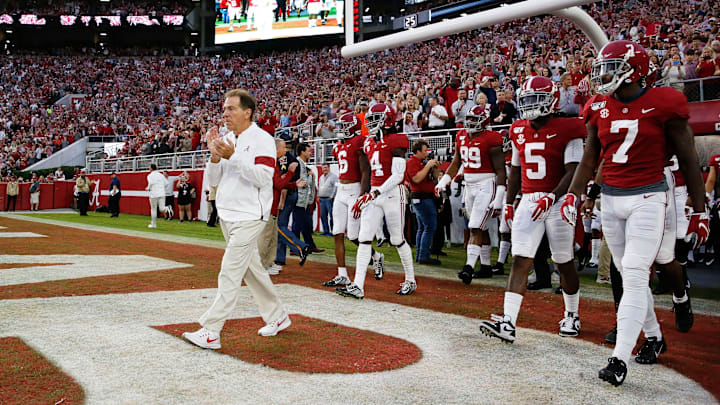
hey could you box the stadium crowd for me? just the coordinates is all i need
[1,1,718,175]
[0,0,190,16]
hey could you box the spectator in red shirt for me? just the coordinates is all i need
[406,139,441,265]
[258,109,278,135]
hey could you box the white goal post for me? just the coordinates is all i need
[342,0,607,58]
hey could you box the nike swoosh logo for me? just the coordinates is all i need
[615,374,624,383]
[643,194,653,199]
[206,337,218,343]
[546,134,557,138]
[642,108,655,114]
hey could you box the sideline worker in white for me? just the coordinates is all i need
[183,89,291,349]
[145,163,170,228]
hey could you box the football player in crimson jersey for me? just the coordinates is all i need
[560,40,707,387]
[322,113,385,288]
[435,104,507,282]
[336,103,417,298]
[226,0,243,31]
[478,76,586,345]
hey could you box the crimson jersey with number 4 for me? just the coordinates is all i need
[332,135,365,182]
[364,133,409,187]
[510,117,586,194]
[584,87,690,189]
[455,129,503,174]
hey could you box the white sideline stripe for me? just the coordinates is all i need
[99,190,180,198]
[0,226,6,229]
[0,286,713,404]
[0,255,192,286]
[0,232,46,238]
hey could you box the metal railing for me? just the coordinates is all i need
[85,125,513,173]
[665,75,720,102]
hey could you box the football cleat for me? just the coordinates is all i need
[323,275,350,287]
[472,264,493,279]
[479,314,516,343]
[586,261,598,269]
[458,264,474,285]
[335,282,364,299]
[672,299,694,333]
[492,262,505,276]
[605,326,617,345]
[258,312,291,337]
[299,245,311,266]
[396,280,417,295]
[635,337,667,364]
[558,312,581,337]
[599,357,627,386]
[374,252,385,280]
[182,327,221,349]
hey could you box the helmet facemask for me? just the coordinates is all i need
[517,91,556,121]
[591,59,634,96]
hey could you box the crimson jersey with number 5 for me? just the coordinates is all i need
[364,133,409,187]
[510,117,586,193]
[584,87,689,188]
[332,135,365,182]
[456,129,503,174]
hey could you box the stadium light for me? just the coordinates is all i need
[99,32,107,36]
[5,30,11,34]
[341,0,606,58]
[190,32,198,36]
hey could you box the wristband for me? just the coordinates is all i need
[587,183,601,200]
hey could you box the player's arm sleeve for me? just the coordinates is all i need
[206,161,223,188]
[511,142,521,166]
[564,138,583,164]
[226,138,275,188]
[377,157,407,194]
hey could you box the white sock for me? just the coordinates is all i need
[672,292,688,304]
[354,243,372,291]
[688,249,694,262]
[503,292,523,326]
[612,271,650,363]
[466,244,481,267]
[480,245,491,266]
[642,287,663,340]
[498,241,511,264]
[337,266,348,278]
[396,242,415,282]
[562,291,579,315]
[591,238,600,263]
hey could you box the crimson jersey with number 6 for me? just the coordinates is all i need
[584,87,689,188]
[332,135,365,182]
[364,133,409,187]
[510,117,586,193]
[456,129,503,174]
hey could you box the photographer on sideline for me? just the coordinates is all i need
[406,139,441,265]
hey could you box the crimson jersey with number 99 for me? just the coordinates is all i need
[364,133,409,187]
[332,135,366,182]
[510,117,586,193]
[455,129,503,174]
[584,87,689,189]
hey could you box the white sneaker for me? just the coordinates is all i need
[596,274,611,284]
[559,312,581,337]
[148,223,157,228]
[267,266,280,275]
[396,280,417,295]
[182,327,221,349]
[166,206,174,218]
[270,263,283,273]
[258,312,291,337]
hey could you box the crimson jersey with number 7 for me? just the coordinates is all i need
[584,87,690,188]
[364,133,410,187]
[332,135,366,182]
[510,117,586,193]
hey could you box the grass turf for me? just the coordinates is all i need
[22,212,720,300]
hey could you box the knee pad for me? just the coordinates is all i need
[390,236,405,247]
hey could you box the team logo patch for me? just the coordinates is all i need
[513,126,525,134]
[590,101,606,111]
[600,109,610,119]
[516,134,525,145]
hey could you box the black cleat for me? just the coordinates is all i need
[527,280,552,290]
[479,314,516,343]
[635,337,667,364]
[599,357,627,386]
[672,299,694,333]
[458,265,474,285]
[472,265,493,279]
[491,262,505,275]
[605,326,617,345]
[299,246,311,266]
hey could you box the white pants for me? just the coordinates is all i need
[149,197,167,225]
[335,0,343,23]
[228,6,242,21]
[656,168,678,265]
[511,192,574,263]
[200,219,284,333]
[464,178,496,230]
[359,185,405,245]
[675,185,689,238]
[332,182,362,240]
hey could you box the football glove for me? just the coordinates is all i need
[434,174,451,198]
[503,203,514,230]
[560,193,578,227]
[352,192,375,219]
[685,211,709,250]
[531,192,555,222]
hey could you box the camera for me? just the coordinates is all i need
[428,147,453,162]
